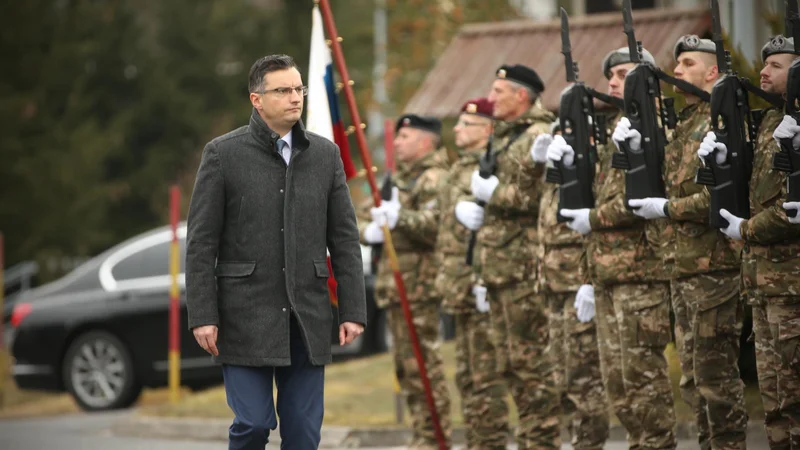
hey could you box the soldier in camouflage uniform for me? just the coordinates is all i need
[532,119,610,450]
[700,36,800,450]
[391,98,511,449]
[551,46,677,450]
[457,64,560,450]
[626,36,747,450]
[359,114,452,449]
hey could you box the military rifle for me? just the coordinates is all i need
[694,0,755,227]
[545,7,596,222]
[465,134,496,265]
[772,0,800,216]
[610,0,670,205]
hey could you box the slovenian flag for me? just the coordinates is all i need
[307,5,358,306]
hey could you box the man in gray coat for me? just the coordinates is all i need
[186,54,367,450]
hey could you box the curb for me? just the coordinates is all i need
[112,415,767,447]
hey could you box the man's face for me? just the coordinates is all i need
[607,63,635,99]
[453,113,492,149]
[761,53,796,95]
[394,127,433,163]
[251,67,304,129]
[488,79,523,121]
[673,52,717,94]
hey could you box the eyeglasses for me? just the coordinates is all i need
[257,86,309,97]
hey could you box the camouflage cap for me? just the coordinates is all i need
[601,46,656,79]
[395,114,442,135]
[495,64,545,93]
[761,35,799,63]
[673,34,716,60]
[460,97,494,118]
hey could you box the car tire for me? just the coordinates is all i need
[62,330,142,411]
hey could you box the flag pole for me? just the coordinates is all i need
[315,1,448,448]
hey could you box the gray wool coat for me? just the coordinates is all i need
[186,109,367,366]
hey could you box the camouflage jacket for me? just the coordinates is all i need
[537,180,586,294]
[585,114,664,286]
[476,100,555,288]
[358,147,450,307]
[739,109,800,298]
[394,147,486,313]
[662,102,741,279]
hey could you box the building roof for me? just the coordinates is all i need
[402,7,711,117]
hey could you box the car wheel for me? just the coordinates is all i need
[62,330,142,411]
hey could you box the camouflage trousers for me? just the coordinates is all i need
[670,271,747,450]
[595,282,677,450]
[387,302,452,447]
[546,292,610,450]
[454,310,510,449]
[488,279,561,450]
[751,296,800,450]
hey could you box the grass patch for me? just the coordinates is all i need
[139,341,763,428]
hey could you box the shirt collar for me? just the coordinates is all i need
[280,130,293,150]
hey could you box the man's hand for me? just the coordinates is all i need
[612,117,641,152]
[546,135,575,167]
[719,208,744,241]
[455,201,485,230]
[628,197,668,220]
[530,133,553,163]
[471,171,500,203]
[193,325,219,356]
[339,322,364,346]
[370,187,401,229]
[773,115,800,150]
[560,208,592,235]
[783,202,800,224]
[363,221,384,244]
[697,131,727,165]
[574,284,596,323]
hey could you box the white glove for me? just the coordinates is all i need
[370,187,401,229]
[783,202,800,224]
[574,284,596,323]
[559,208,592,235]
[628,197,668,220]
[612,117,641,152]
[530,133,553,163]
[455,201,485,231]
[773,115,800,150]
[719,208,744,241]
[471,171,500,203]
[363,221,384,244]
[472,285,490,313]
[546,135,575,167]
[697,131,727,165]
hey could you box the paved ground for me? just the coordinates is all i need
[0,410,770,450]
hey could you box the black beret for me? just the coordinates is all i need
[395,114,442,135]
[496,64,544,93]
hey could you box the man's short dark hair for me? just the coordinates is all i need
[248,54,299,93]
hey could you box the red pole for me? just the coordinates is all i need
[316,2,448,448]
[168,186,181,403]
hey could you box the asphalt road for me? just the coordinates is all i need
[0,410,770,450]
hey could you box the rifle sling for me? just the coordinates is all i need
[654,69,711,102]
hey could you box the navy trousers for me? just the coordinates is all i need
[222,317,325,450]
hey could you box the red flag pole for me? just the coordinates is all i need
[316,1,447,448]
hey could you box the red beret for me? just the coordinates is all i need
[460,97,494,118]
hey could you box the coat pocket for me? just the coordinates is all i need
[314,259,330,278]
[215,261,256,277]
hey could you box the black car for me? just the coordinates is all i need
[7,223,387,411]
